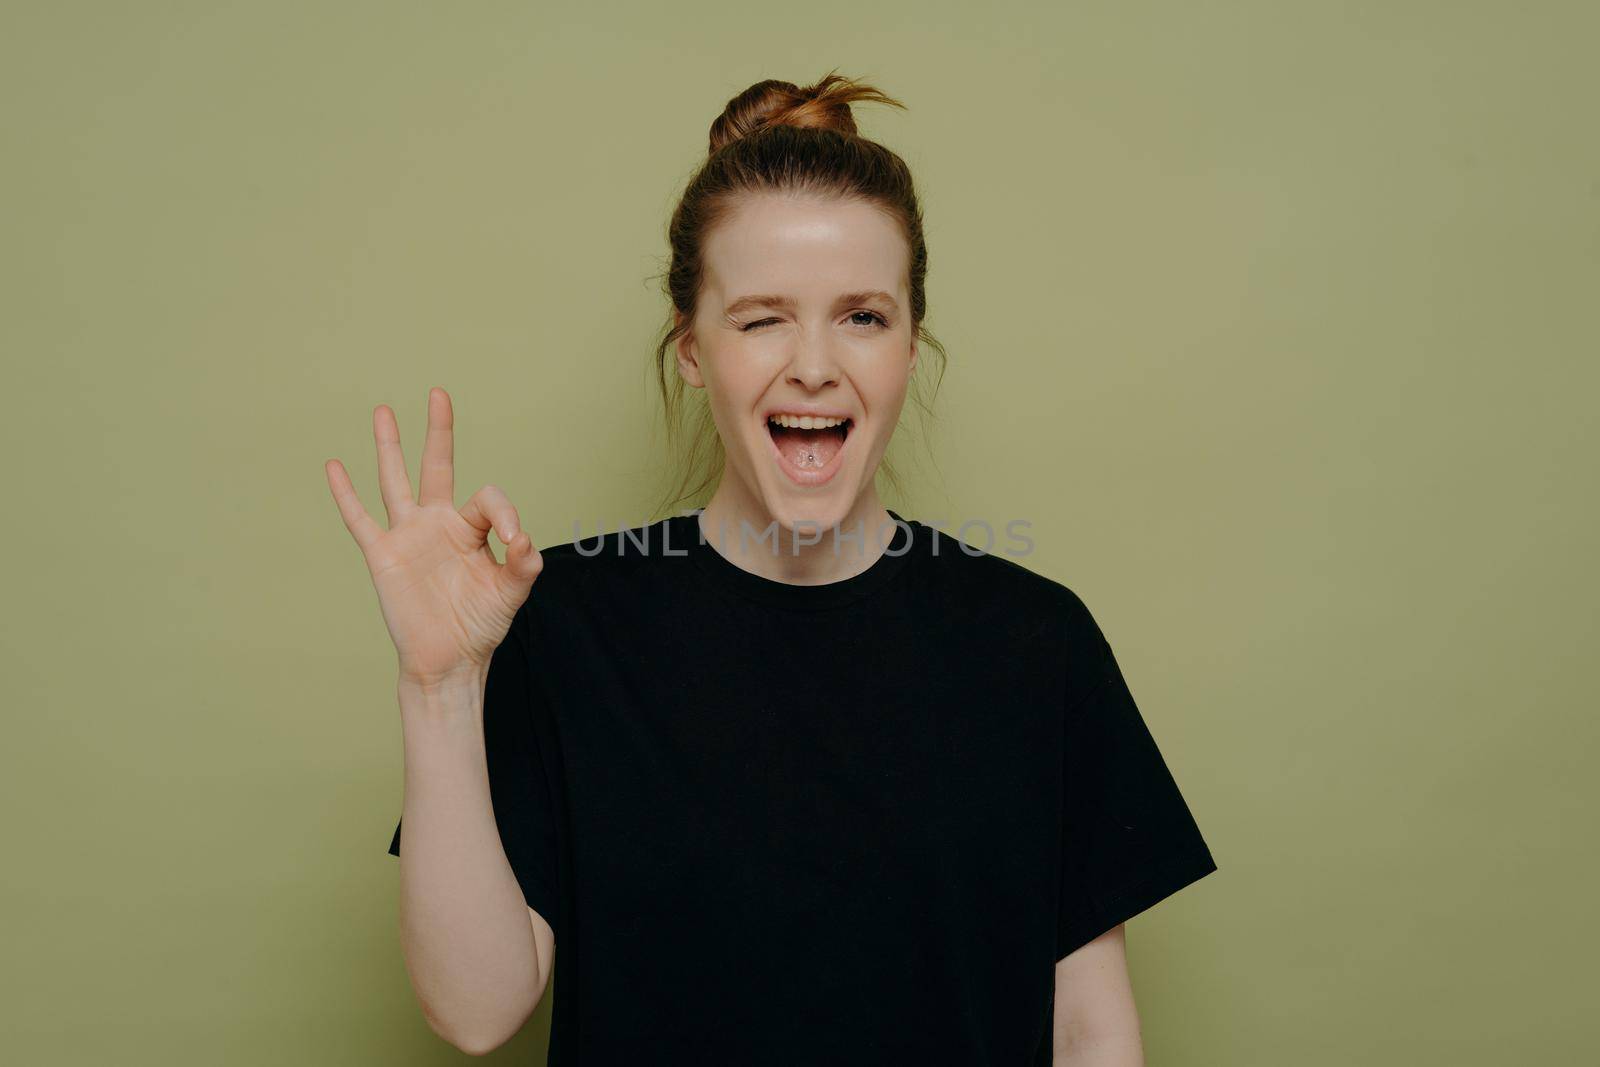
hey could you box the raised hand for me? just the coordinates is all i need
[325,387,543,688]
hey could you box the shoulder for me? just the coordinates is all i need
[915,522,1115,697]
[920,523,1101,632]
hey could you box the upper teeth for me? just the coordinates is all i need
[768,414,848,429]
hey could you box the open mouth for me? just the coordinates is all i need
[765,415,854,486]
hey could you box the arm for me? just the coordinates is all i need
[395,673,555,1054]
[1053,924,1144,1066]
[326,387,554,1054]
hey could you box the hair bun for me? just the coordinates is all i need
[707,70,906,155]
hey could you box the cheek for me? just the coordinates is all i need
[699,352,768,418]
[856,352,914,408]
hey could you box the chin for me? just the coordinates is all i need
[756,482,861,536]
[782,504,851,536]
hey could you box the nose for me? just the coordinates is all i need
[784,334,842,391]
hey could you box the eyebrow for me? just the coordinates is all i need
[724,290,900,317]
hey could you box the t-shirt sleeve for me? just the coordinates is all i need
[386,604,562,930]
[1056,611,1218,961]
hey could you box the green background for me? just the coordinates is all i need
[4,1,1595,1063]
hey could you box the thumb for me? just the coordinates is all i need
[496,529,543,599]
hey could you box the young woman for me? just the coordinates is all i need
[326,73,1218,1065]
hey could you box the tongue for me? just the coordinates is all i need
[771,425,845,471]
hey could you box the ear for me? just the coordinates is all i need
[675,311,705,389]
[907,334,919,377]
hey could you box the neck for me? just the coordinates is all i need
[695,478,899,587]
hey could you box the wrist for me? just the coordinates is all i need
[396,664,488,704]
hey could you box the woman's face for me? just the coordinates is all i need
[676,192,918,534]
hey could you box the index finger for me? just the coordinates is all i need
[324,458,385,555]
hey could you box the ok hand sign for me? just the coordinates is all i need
[324,387,543,688]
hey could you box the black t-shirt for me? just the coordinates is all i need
[388,509,1218,1064]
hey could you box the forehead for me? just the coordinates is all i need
[701,193,907,300]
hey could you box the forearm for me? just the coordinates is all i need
[393,673,546,1054]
